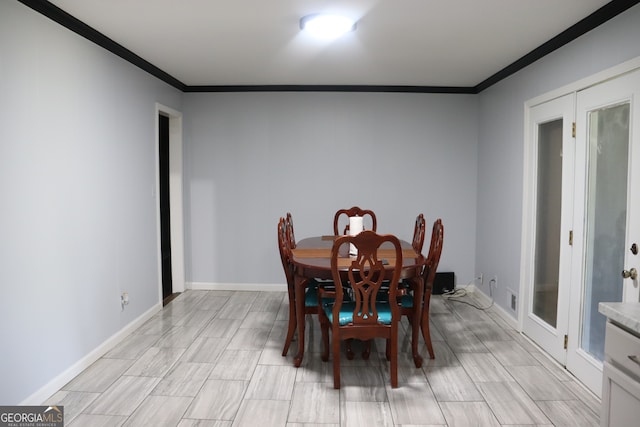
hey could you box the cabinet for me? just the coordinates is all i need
[601,321,640,427]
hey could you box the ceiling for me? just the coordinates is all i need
[28,1,634,91]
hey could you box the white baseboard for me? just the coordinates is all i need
[22,302,162,405]
[465,285,519,331]
[187,282,287,292]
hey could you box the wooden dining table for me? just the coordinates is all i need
[290,235,426,368]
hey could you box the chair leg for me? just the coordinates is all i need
[421,322,435,359]
[421,291,435,359]
[389,328,398,388]
[282,288,297,357]
[320,315,330,362]
[362,340,371,360]
[345,339,355,360]
[332,332,341,389]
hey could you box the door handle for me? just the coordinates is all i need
[621,268,637,280]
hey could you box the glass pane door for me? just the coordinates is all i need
[533,119,563,328]
[581,103,629,361]
[522,93,574,365]
[568,67,640,397]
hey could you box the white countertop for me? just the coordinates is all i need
[599,302,640,335]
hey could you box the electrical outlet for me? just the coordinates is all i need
[121,291,129,310]
[479,273,484,286]
[486,276,498,299]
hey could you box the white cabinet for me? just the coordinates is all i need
[601,321,640,427]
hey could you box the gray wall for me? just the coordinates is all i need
[0,1,182,404]
[475,4,640,313]
[183,92,478,286]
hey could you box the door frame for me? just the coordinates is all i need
[155,103,185,299]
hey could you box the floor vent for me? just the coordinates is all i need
[507,288,517,312]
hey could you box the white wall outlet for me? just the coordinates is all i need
[121,291,129,310]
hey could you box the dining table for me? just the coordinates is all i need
[290,234,426,368]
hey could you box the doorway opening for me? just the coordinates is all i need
[156,104,185,306]
[159,114,174,304]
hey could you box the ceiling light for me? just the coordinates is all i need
[299,14,356,40]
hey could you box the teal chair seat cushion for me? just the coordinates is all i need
[377,281,391,302]
[322,301,393,326]
[304,279,338,307]
[304,280,320,307]
[399,294,414,308]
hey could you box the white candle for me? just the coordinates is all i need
[349,216,364,235]
[349,216,363,255]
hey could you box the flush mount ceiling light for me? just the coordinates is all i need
[299,14,357,40]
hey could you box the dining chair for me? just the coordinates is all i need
[399,218,444,360]
[393,213,425,304]
[333,206,377,235]
[394,212,426,297]
[411,213,426,253]
[318,230,403,388]
[382,214,425,296]
[332,206,378,358]
[285,212,296,249]
[278,216,322,357]
[378,213,425,365]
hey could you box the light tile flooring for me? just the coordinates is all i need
[46,290,601,426]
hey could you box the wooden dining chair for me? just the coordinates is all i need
[278,216,322,357]
[399,218,444,360]
[384,213,424,295]
[411,213,426,253]
[396,213,426,299]
[332,206,378,359]
[285,212,296,249]
[318,230,403,388]
[333,206,377,235]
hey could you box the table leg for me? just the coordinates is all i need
[293,275,306,367]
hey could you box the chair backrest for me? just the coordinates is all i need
[411,214,426,254]
[423,219,444,290]
[285,212,296,249]
[277,217,295,287]
[330,230,402,326]
[333,206,377,235]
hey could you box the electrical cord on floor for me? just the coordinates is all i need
[442,276,495,310]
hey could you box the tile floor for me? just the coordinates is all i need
[46,290,601,426]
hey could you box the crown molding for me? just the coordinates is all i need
[183,85,477,94]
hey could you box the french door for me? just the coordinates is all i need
[521,94,575,364]
[567,69,640,396]
[523,68,640,397]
